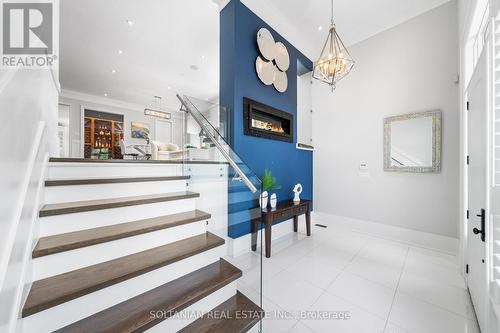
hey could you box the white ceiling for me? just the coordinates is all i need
[60,0,451,109]
[242,0,452,60]
[60,0,220,109]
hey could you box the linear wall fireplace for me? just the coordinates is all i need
[243,97,293,143]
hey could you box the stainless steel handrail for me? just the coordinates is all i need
[176,94,258,193]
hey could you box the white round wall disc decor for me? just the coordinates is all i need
[256,56,276,85]
[257,28,276,61]
[274,70,288,92]
[274,42,290,72]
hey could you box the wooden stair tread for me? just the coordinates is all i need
[23,232,225,317]
[178,291,263,333]
[45,176,190,186]
[33,210,211,258]
[53,259,242,333]
[39,191,200,217]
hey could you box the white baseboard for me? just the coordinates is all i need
[227,212,459,257]
[227,218,295,257]
[313,212,459,255]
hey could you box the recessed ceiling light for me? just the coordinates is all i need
[167,86,171,90]
[111,69,116,74]
[104,93,108,97]
[126,20,133,26]
[318,26,323,31]
[117,50,123,55]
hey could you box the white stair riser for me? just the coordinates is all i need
[185,164,227,179]
[188,179,228,239]
[44,180,187,204]
[22,246,227,333]
[33,221,208,280]
[494,254,500,268]
[495,267,500,280]
[39,199,196,236]
[492,280,500,303]
[48,163,182,179]
[146,282,237,333]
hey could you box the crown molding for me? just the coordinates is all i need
[60,89,186,117]
[240,0,315,60]
[60,89,145,111]
[212,0,230,11]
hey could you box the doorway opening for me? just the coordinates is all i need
[83,109,124,159]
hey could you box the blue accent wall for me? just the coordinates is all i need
[220,0,313,238]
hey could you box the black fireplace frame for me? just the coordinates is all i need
[243,97,293,143]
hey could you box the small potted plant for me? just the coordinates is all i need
[261,168,281,209]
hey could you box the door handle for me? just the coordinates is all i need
[473,209,486,242]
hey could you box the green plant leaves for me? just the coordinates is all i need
[262,168,282,192]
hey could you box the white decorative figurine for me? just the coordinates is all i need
[260,191,269,209]
[270,193,277,209]
[293,184,303,202]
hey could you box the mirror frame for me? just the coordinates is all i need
[383,110,442,173]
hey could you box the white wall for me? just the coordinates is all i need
[297,72,313,147]
[0,68,59,333]
[59,91,185,157]
[312,1,459,238]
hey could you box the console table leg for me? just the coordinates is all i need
[265,221,272,258]
[293,215,298,232]
[306,210,311,236]
[251,219,257,251]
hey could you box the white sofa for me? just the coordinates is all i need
[150,141,184,160]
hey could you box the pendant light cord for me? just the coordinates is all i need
[331,0,334,26]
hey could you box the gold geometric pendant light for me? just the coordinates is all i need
[312,0,354,90]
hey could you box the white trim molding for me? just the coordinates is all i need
[61,89,146,113]
[228,212,460,258]
[212,0,230,11]
[314,212,459,255]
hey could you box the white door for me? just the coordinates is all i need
[57,104,70,157]
[466,48,488,331]
[155,119,173,143]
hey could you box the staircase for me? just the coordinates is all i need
[19,159,262,332]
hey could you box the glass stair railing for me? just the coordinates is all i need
[176,95,264,332]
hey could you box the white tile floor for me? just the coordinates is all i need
[225,217,480,333]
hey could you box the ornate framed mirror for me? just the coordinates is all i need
[383,110,442,173]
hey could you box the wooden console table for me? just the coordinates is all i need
[251,199,311,258]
